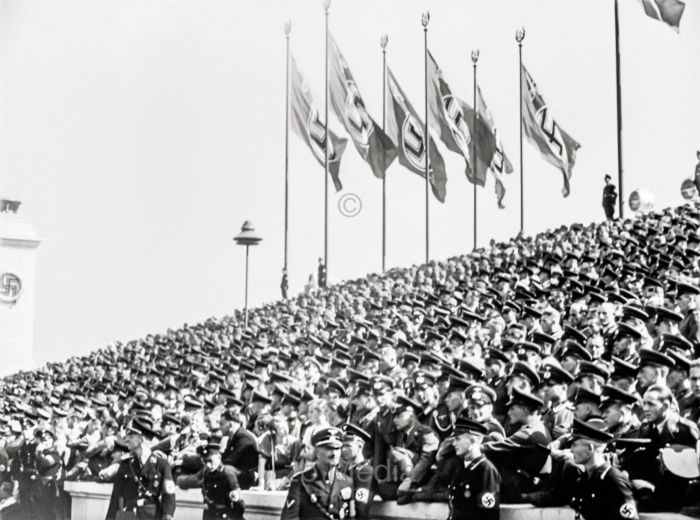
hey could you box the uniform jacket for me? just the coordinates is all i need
[280,465,353,520]
[521,452,582,506]
[393,420,440,484]
[105,450,176,520]
[221,427,258,476]
[448,455,500,520]
[571,462,638,520]
[542,401,574,440]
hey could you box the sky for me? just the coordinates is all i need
[1,0,699,365]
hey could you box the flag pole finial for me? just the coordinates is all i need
[421,11,430,28]
[515,27,526,44]
[471,49,480,63]
[323,0,331,13]
[380,34,388,50]
[284,20,292,36]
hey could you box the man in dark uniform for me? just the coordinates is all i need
[219,410,258,490]
[105,419,176,520]
[280,269,288,299]
[317,258,327,289]
[447,418,500,520]
[601,385,639,439]
[31,425,66,520]
[390,396,440,503]
[369,376,396,500]
[570,419,639,520]
[178,443,244,520]
[280,427,354,520]
[540,364,575,440]
[677,282,700,354]
[465,384,505,441]
[339,424,373,520]
[602,175,617,221]
[632,384,700,512]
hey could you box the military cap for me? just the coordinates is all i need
[460,310,487,323]
[453,417,488,436]
[676,282,700,298]
[445,376,472,395]
[615,323,643,341]
[506,388,544,411]
[201,442,222,459]
[577,361,611,381]
[571,419,613,443]
[270,371,294,384]
[502,300,522,314]
[588,291,607,304]
[413,371,436,389]
[183,396,204,410]
[370,375,394,394]
[402,352,421,367]
[522,306,543,319]
[601,385,638,408]
[363,350,382,363]
[621,305,649,322]
[660,333,694,354]
[126,418,158,440]
[250,391,272,405]
[346,368,370,383]
[562,326,587,345]
[541,364,574,385]
[516,341,542,358]
[559,340,593,362]
[466,384,497,406]
[574,387,602,406]
[161,413,180,427]
[507,361,541,388]
[393,395,422,415]
[342,423,372,444]
[280,391,301,407]
[325,379,347,397]
[531,331,556,347]
[608,292,627,305]
[611,356,638,380]
[655,307,684,324]
[484,348,509,365]
[458,359,485,380]
[638,348,675,370]
[311,427,343,449]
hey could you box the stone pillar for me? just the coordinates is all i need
[0,199,41,376]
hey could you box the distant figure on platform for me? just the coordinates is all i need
[318,258,327,289]
[281,268,288,300]
[694,151,700,195]
[304,274,316,294]
[602,175,617,221]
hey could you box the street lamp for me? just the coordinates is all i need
[233,220,262,328]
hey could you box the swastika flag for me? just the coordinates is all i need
[290,55,348,191]
[521,64,581,197]
[385,67,447,202]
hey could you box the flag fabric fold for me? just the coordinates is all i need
[328,36,397,178]
[521,64,581,197]
[477,86,513,208]
[637,0,685,31]
[290,55,348,191]
[385,67,447,202]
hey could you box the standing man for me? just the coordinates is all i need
[448,418,500,520]
[105,419,176,520]
[281,269,289,300]
[179,443,245,520]
[570,419,638,520]
[602,174,617,221]
[317,258,327,289]
[219,410,258,490]
[280,427,354,520]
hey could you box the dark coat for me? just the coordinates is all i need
[280,465,353,520]
[571,463,638,520]
[447,455,500,520]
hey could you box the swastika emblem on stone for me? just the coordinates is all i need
[0,273,22,304]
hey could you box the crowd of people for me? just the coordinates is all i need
[2,202,700,520]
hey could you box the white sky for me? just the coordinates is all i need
[1,0,699,364]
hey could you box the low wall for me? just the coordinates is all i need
[64,481,693,520]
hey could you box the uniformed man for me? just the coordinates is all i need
[31,425,66,520]
[280,427,353,520]
[219,410,258,490]
[281,269,289,300]
[178,443,244,520]
[369,376,395,500]
[339,424,373,520]
[677,282,700,354]
[448,418,500,520]
[540,364,575,439]
[570,419,639,520]
[465,384,505,442]
[390,395,440,503]
[602,175,617,221]
[601,385,639,439]
[105,418,176,520]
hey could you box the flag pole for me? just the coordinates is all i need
[471,49,479,251]
[323,0,331,279]
[381,34,388,272]
[284,20,291,272]
[614,0,624,218]
[422,11,430,264]
[516,27,526,234]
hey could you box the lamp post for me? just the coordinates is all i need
[233,221,262,328]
